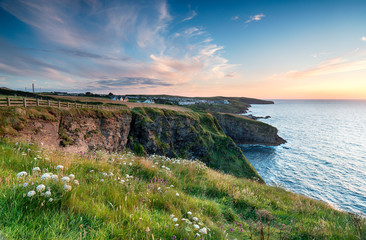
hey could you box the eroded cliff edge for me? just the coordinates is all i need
[0,107,263,180]
[213,113,286,146]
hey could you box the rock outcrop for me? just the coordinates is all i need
[0,107,262,181]
[213,113,286,146]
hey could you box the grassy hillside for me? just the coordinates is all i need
[129,107,261,180]
[0,140,364,239]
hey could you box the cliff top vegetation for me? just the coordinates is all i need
[0,139,364,239]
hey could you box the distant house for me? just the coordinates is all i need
[178,101,195,105]
[110,95,129,102]
[143,99,155,104]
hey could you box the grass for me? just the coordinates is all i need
[0,139,364,239]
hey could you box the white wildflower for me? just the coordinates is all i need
[51,174,58,180]
[193,224,200,229]
[64,184,72,192]
[56,165,64,170]
[173,218,178,222]
[170,214,175,218]
[192,217,198,221]
[23,182,28,188]
[45,191,51,197]
[27,190,36,197]
[32,167,41,172]
[68,174,75,180]
[120,180,125,183]
[36,184,46,192]
[175,224,179,227]
[17,171,27,178]
[73,180,79,186]
[61,176,70,182]
[199,228,207,234]
[41,173,51,180]
[49,198,53,202]
[187,211,192,215]
[176,192,179,196]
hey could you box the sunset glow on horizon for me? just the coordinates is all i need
[0,0,366,99]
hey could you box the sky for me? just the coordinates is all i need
[0,0,366,99]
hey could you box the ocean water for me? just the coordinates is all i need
[241,100,366,215]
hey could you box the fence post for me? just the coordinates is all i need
[36,98,39,107]
[58,101,61,108]
[23,97,27,107]
[7,97,10,106]
[48,100,50,107]
[67,102,70,108]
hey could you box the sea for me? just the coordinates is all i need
[241,100,366,215]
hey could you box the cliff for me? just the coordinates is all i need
[213,113,286,146]
[0,107,261,181]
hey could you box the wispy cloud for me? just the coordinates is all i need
[245,13,265,23]
[91,77,172,90]
[362,36,366,41]
[183,10,197,22]
[0,0,238,93]
[271,57,366,80]
[231,16,239,21]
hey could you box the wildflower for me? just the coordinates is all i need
[61,176,70,182]
[176,193,179,196]
[27,190,36,197]
[193,224,200,229]
[90,170,94,173]
[23,183,28,188]
[49,198,53,202]
[51,174,58,180]
[175,224,179,227]
[173,218,178,222]
[170,185,174,187]
[73,180,79,186]
[170,214,175,218]
[41,173,51,180]
[120,180,125,183]
[45,191,52,197]
[68,174,75,180]
[230,228,233,232]
[36,184,46,192]
[100,179,104,182]
[187,211,192,215]
[109,172,114,176]
[17,171,27,178]
[32,167,41,172]
[56,165,64,170]
[194,233,200,238]
[199,228,207,234]
[64,184,72,192]
[172,236,177,240]
[192,217,198,221]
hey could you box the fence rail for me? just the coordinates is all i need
[0,97,126,111]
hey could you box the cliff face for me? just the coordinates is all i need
[0,107,262,181]
[213,113,286,146]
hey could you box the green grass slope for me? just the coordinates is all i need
[0,140,364,239]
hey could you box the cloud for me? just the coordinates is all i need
[0,0,238,93]
[183,10,197,22]
[231,16,239,21]
[271,57,366,80]
[245,13,265,23]
[362,36,366,41]
[91,77,173,90]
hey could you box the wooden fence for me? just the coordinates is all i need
[0,97,126,111]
